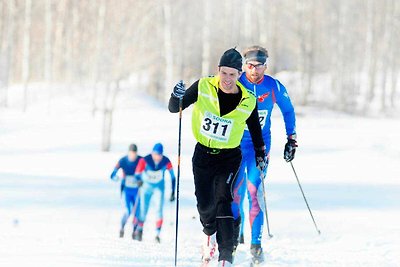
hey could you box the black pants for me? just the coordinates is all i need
[192,143,242,263]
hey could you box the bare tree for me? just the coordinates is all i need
[22,0,32,112]
[91,0,106,116]
[201,0,211,77]
[163,0,174,101]
[379,0,392,112]
[1,0,16,107]
[389,0,399,109]
[296,0,316,105]
[52,0,67,83]
[101,80,121,152]
[44,0,53,111]
[363,0,379,112]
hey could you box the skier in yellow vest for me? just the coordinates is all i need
[168,48,267,267]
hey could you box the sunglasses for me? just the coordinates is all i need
[246,63,266,70]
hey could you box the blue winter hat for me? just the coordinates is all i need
[152,143,164,155]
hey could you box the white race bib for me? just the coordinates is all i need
[144,170,163,183]
[200,111,233,143]
[258,110,268,129]
[125,175,139,188]
[245,110,268,130]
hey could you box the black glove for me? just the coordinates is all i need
[255,146,268,173]
[169,191,175,202]
[172,80,185,98]
[284,135,298,162]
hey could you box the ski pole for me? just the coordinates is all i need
[260,170,273,238]
[289,161,321,235]
[174,97,183,267]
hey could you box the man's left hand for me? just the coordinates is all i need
[255,146,267,173]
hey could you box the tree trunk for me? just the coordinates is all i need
[256,0,268,45]
[266,3,278,74]
[53,0,67,84]
[379,0,393,112]
[1,0,16,107]
[364,0,378,112]
[242,0,252,45]
[201,0,211,77]
[44,0,53,112]
[101,81,121,152]
[92,0,106,116]
[296,0,307,104]
[0,1,3,47]
[102,108,113,152]
[304,0,316,106]
[389,0,399,109]
[163,0,174,102]
[22,0,32,112]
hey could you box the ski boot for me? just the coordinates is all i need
[155,235,161,243]
[131,231,136,240]
[217,260,232,267]
[201,233,217,264]
[239,233,244,244]
[134,229,143,241]
[119,229,124,238]
[250,244,264,265]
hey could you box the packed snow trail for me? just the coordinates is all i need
[1,93,399,266]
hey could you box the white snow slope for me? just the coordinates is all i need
[0,90,399,267]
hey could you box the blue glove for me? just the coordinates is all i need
[172,80,185,98]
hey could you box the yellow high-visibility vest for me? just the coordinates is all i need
[192,76,256,149]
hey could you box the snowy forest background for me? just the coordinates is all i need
[0,0,399,150]
[1,1,400,266]
[0,0,400,151]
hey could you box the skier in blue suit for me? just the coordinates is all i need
[232,46,297,263]
[133,143,176,243]
[110,144,142,239]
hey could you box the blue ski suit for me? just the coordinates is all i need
[135,154,176,235]
[110,155,142,230]
[232,73,296,245]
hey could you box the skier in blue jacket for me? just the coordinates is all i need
[133,143,176,243]
[231,46,297,263]
[110,144,143,239]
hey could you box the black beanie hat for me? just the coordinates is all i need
[218,48,243,71]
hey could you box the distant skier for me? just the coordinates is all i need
[231,45,297,264]
[133,143,176,243]
[168,48,266,267]
[110,144,143,239]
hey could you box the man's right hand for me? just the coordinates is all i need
[172,80,185,98]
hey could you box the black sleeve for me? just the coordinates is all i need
[246,104,265,149]
[168,80,199,113]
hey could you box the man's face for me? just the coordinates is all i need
[128,151,137,161]
[151,152,163,164]
[218,66,241,92]
[244,60,267,83]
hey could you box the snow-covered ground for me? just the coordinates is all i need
[0,90,399,267]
